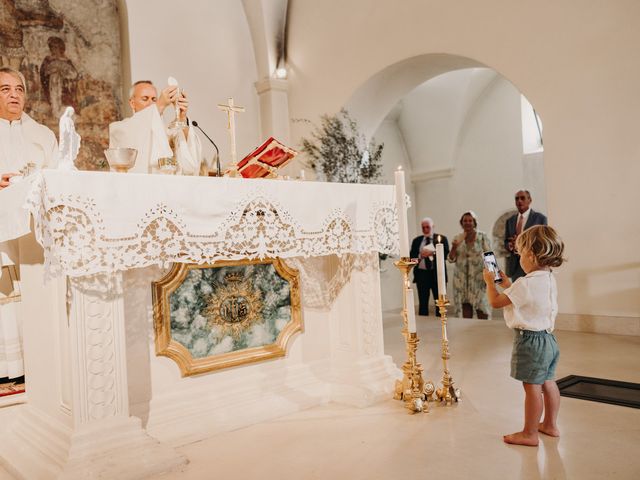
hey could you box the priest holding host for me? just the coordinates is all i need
[109,79,202,175]
[504,190,548,281]
[0,66,59,383]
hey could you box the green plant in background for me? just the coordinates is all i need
[298,109,384,184]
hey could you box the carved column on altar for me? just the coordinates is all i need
[254,77,290,145]
[0,236,186,480]
[324,254,400,407]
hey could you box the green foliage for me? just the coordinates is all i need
[298,109,384,184]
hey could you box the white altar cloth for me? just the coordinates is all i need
[2,170,399,277]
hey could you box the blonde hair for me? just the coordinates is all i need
[516,225,566,268]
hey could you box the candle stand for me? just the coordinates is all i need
[393,257,435,414]
[435,295,461,405]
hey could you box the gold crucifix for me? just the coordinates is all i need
[217,97,245,170]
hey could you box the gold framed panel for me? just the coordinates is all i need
[152,258,302,377]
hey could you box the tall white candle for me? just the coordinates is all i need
[406,288,417,333]
[435,236,447,297]
[394,167,410,257]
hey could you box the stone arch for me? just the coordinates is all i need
[343,53,487,139]
[353,54,546,312]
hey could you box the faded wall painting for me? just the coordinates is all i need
[0,0,123,170]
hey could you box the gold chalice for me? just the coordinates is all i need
[104,148,137,173]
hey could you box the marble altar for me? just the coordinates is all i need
[0,171,401,479]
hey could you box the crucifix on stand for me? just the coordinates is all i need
[217,97,245,177]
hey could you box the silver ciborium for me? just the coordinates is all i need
[104,148,138,173]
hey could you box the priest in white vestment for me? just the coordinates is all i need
[0,67,59,382]
[109,80,202,175]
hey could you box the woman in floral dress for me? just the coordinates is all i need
[448,211,491,318]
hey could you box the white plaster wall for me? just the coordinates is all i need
[393,69,530,234]
[426,76,526,239]
[123,0,261,167]
[287,0,640,318]
[398,70,477,173]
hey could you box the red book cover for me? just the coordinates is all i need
[236,137,297,178]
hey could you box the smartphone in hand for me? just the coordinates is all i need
[483,251,503,283]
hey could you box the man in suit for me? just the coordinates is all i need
[504,190,548,281]
[410,217,449,316]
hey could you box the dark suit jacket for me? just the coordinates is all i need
[410,234,449,283]
[504,209,548,276]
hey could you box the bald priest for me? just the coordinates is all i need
[109,80,202,175]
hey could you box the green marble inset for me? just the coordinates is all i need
[169,264,291,358]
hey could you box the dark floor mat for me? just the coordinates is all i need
[557,375,640,409]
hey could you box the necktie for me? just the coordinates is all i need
[516,214,524,235]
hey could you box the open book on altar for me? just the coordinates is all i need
[236,137,297,178]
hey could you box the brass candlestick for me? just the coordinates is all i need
[393,257,435,414]
[435,294,461,404]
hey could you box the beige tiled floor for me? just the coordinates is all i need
[1,315,639,479]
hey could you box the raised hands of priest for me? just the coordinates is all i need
[156,85,179,115]
[0,172,18,189]
[176,91,189,121]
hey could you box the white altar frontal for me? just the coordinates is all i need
[0,170,401,479]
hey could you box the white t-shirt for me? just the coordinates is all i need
[503,270,558,332]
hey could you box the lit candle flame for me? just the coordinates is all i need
[437,234,441,243]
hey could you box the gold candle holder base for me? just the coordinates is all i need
[435,295,461,405]
[393,257,435,414]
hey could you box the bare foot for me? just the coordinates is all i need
[538,423,560,437]
[503,431,539,446]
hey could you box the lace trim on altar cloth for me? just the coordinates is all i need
[25,174,398,278]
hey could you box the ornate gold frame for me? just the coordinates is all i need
[152,258,302,377]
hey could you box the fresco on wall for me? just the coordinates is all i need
[0,0,123,170]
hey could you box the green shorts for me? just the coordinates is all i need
[510,329,559,384]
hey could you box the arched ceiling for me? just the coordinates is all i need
[343,54,484,139]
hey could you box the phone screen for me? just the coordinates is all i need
[483,251,503,283]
